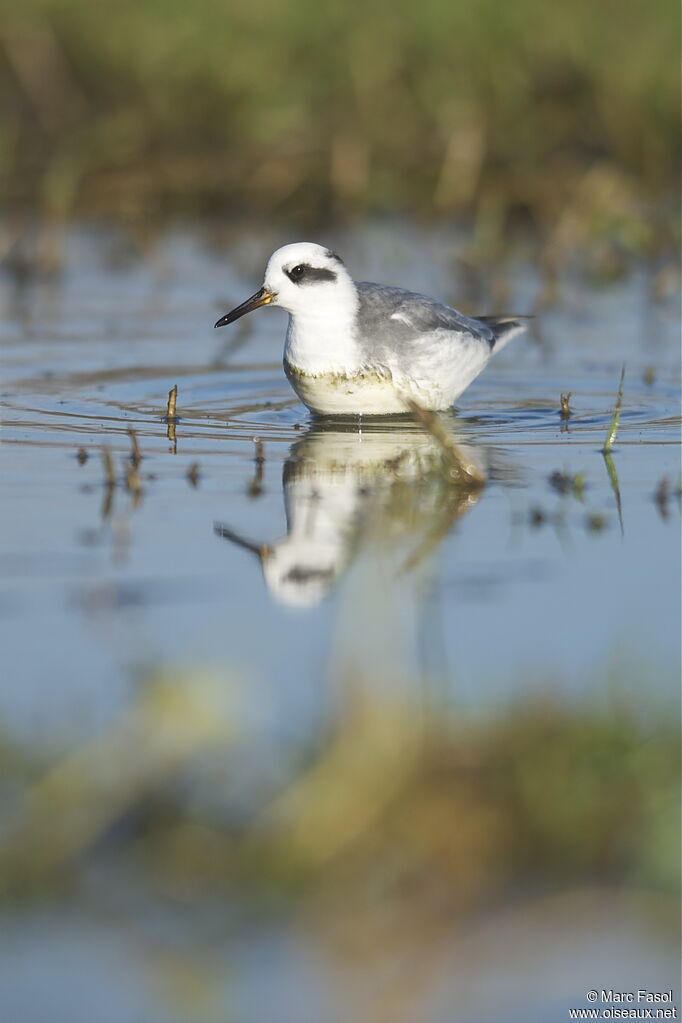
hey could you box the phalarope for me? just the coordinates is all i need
[215,242,526,416]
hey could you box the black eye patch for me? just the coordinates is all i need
[285,263,337,285]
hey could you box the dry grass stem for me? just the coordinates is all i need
[560,392,572,419]
[166,385,178,420]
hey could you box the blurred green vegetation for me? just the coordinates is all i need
[0,0,679,230]
[1,670,678,924]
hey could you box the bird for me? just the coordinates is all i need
[214,242,526,416]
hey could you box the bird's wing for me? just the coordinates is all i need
[356,283,495,346]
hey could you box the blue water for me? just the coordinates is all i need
[0,222,679,1022]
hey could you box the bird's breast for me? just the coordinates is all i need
[284,361,409,415]
[284,313,362,378]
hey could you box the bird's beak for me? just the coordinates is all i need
[214,286,275,328]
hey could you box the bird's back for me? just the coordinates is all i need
[355,282,496,348]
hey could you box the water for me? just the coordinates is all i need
[0,222,680,1022]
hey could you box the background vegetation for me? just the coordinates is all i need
[2,671,679,919]
[1,0,679,233]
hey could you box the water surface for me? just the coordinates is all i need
[1,222,680,1022]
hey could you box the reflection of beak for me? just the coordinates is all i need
[214,287,275,328]
[214,521,271,560]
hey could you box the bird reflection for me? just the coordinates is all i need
[215,416,490,608]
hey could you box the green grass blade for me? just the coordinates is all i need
[602,364,626,454]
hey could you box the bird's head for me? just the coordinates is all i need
[214,242,354,327]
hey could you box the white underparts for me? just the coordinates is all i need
[283,361,479,415]
[284,363,409,415]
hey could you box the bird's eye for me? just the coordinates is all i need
[289,264,306,280]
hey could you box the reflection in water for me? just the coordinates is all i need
[215,416,491,607]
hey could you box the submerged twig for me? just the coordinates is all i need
[127,428,141,468]
[101,445,115,519]
[101,445,115,487]
[586,513,607,533]
[602,365,625,454]
[548,470,585,500]
[529,506,546,528]
[654,477,670,521]
[247,437,265,498]
[101,489,114,520]
[406,401,485,489]
[125,462,143,506]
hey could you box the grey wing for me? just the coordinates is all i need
[356,282,495,347]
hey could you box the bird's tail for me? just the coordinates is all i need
[478,315,531,352]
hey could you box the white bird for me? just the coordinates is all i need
[215,242,526,416]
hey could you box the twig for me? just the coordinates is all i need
[248,437,265,497]
[101,445,115,487]
[654,477,669,520]
[127,428,141,468]
[166,385,178,420]
[125,463,143,505]
[101,445,115,519]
